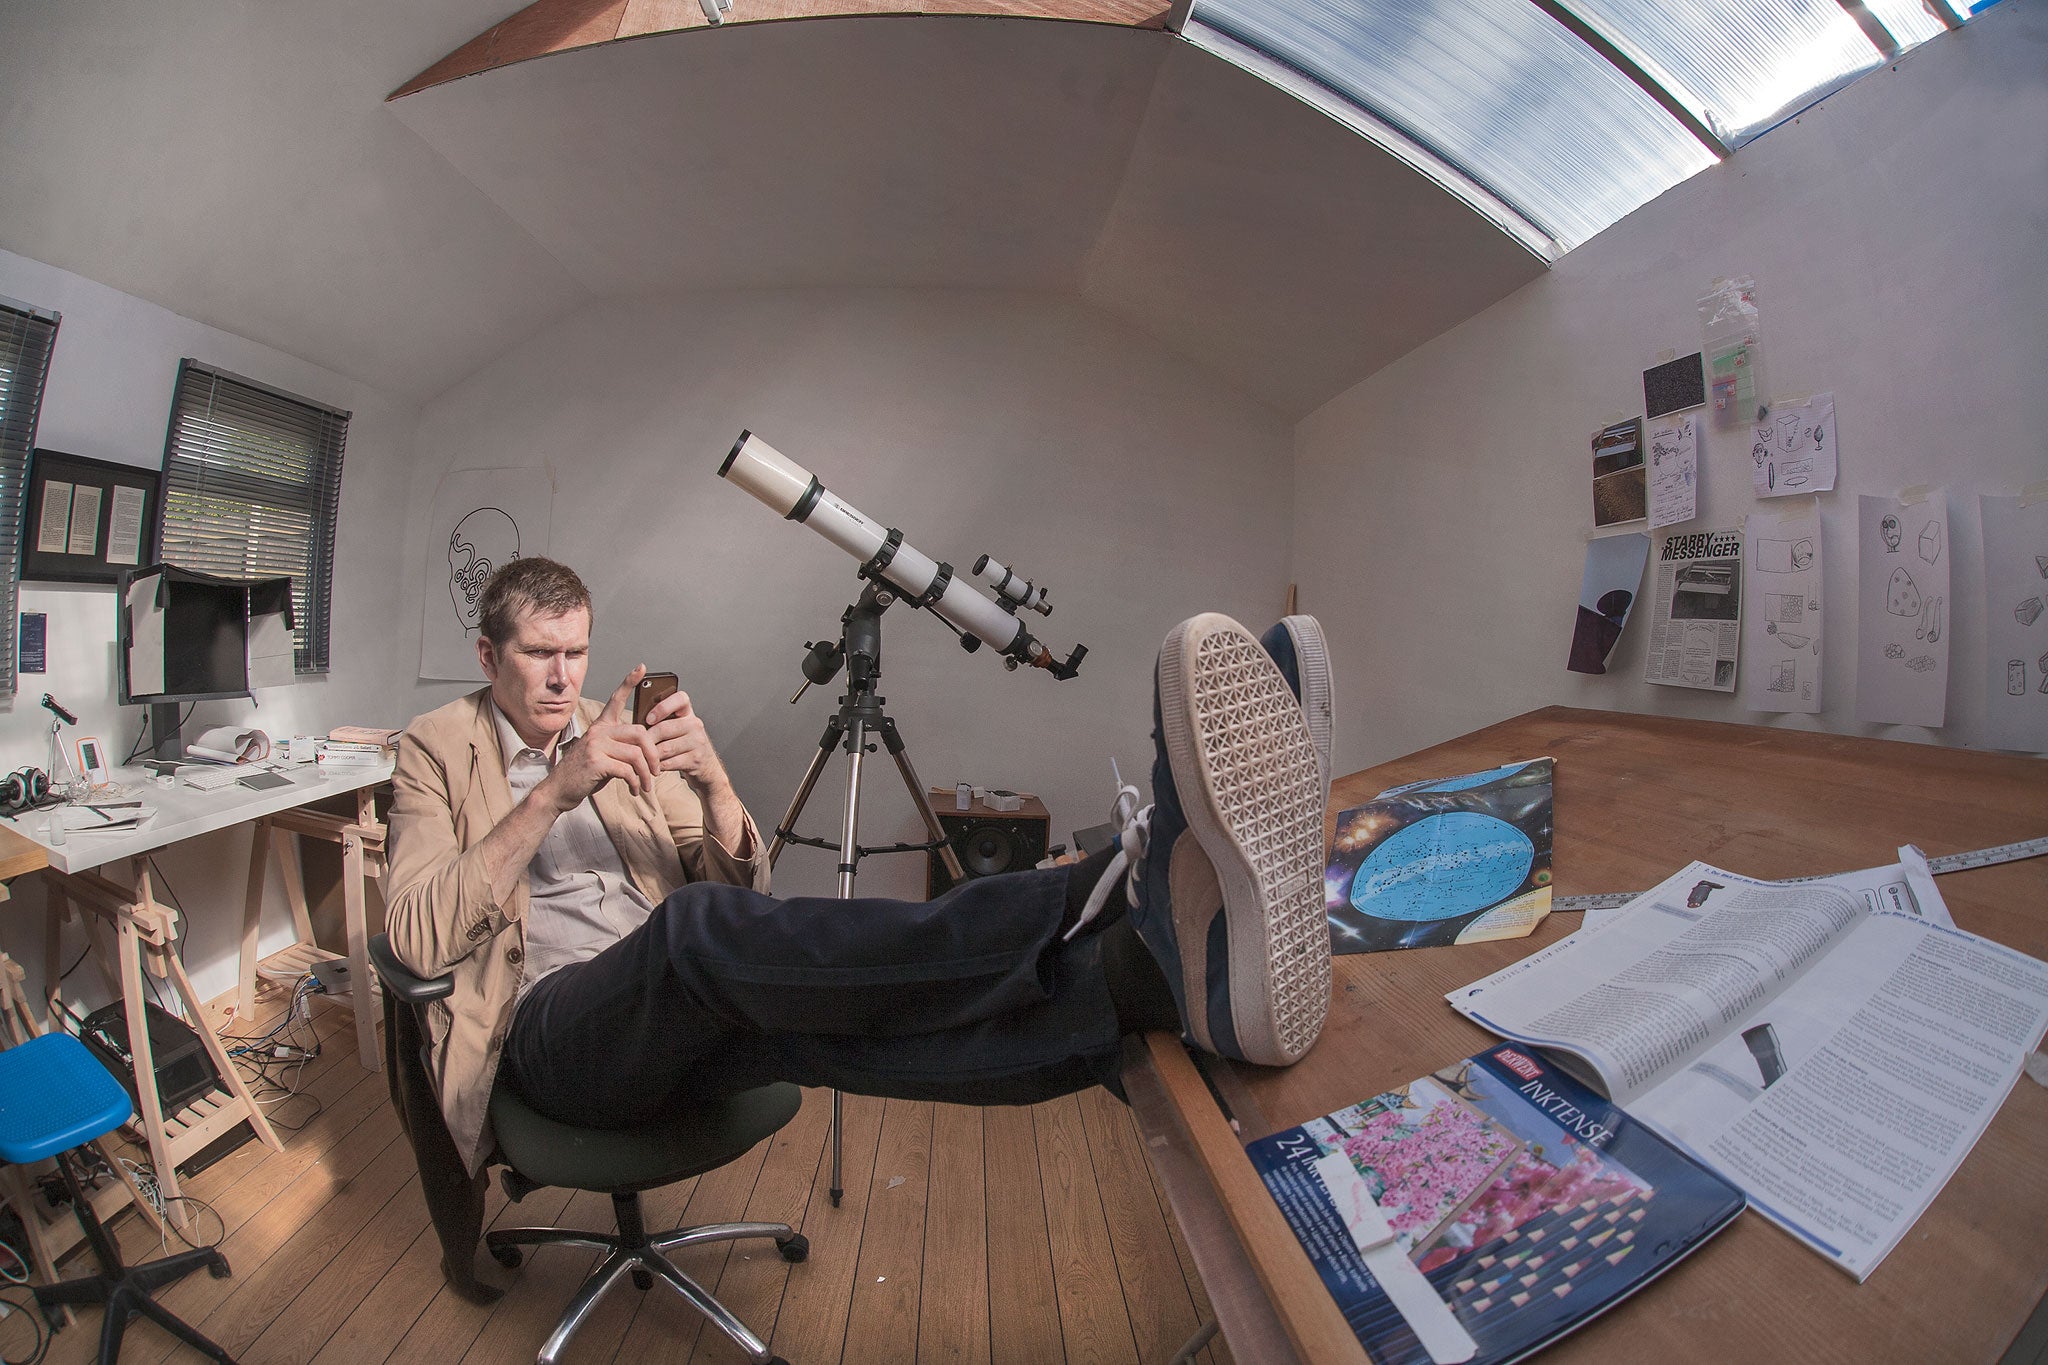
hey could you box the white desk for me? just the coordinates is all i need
[2,757,393,1223]
[7,759,389,875]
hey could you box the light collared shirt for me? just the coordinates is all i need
[492,701,659,1002]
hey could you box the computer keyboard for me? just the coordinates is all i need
[182,766,242,791]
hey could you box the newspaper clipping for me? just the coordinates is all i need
[1645,527,1743,691]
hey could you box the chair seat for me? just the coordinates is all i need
[0,1033,135,1165]
[488,1082,802,1194]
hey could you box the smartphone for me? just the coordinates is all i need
[633,672,679,727]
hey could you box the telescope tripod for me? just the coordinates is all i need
[769,582,965,1206]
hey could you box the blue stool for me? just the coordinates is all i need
[0,1033,237,1363]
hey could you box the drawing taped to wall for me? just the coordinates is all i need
[1856,490,1949,728]
[1647,412,1697,530]
[1744,505,1826,716]
[1750,392,1835,497]
[420,468,555,680]
[1979,493,2048,752]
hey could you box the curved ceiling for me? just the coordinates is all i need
[389,16,1545,416]
[0,0,1544,417]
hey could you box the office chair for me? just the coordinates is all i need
[0,1032,238,1364]
[367,934,809,1365]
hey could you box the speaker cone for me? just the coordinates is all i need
[962,826,1017,878]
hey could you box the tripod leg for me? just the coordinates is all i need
[828,719,868,1207]
[877,719,966,884]
[769,717,845,868]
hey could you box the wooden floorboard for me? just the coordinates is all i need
[26,1002,1234,1364]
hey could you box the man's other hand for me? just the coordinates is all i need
[538,667,660,810]
[642,687,733,796]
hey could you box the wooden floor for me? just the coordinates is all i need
[27,986,1231,1365]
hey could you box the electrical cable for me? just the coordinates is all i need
[124,704,195,766]
[0,1285,49,1365]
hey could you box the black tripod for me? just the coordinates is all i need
[768,581,965,1205]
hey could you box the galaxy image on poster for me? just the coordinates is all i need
[1326,758,1555,954]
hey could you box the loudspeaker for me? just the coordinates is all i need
[925,793,1051,898]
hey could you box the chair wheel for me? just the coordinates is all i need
[632,1267,653,1291]
[208,1255,233,1280]
[490,1244,524,1269]
[777,1234,808,1264]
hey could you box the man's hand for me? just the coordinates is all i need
[642,689,730,792]
[642,685,751,852]
[536,667,661,812]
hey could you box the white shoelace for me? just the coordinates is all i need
[1064,782,1150,942]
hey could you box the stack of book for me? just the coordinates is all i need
[316,740,389,772]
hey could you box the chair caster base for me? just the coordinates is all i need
[777,1234,808,1264]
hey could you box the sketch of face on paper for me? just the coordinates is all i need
[1880,515,1901,552]
[449,507,520,633]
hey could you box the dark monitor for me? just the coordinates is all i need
[118,566,254,761]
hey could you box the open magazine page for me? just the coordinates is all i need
[1625,909,2048,1280]
[1445,862,1867,1101]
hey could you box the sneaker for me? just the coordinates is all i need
[1129,613,1330,1066]
[1259,615,1334,809]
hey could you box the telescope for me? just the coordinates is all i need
[719,430,1086,679]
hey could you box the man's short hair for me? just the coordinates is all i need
[477,558,592,643]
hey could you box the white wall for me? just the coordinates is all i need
[1293,4,2048,775]
[404,288,1296,900]
[0,248,419,1013]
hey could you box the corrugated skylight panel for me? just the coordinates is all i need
[1563,0,1884,145]
[1857,0,1955,47]
[1189,0,1714,251]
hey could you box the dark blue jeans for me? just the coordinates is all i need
[502,865,1124,1129]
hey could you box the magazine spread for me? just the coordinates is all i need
[1247,1045,1744,1365]
[1446,860,2048,1280]
[1324,758,1555,954]
[1643,528,1744,691]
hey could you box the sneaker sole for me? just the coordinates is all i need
[1158,613,1331,1066]
[1279,615,1334,806]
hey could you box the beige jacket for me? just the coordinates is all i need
[384,688,771,1174]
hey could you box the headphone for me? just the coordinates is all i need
[1,767,49,815]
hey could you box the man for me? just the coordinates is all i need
[387,557,1332,1177]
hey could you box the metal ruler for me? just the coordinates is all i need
[1553,836,2048,913]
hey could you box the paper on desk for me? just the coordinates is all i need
[1740,505,1821,713]
[187,726,271,764]
[1979,492,2048,754]
[1451,859,2048,1280]
[1856,490,1949,727]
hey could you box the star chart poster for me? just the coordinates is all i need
[1325,759,1554,954]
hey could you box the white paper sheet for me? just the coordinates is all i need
[420,467,554,680]
[1750,393,1837,497]
[66,483,102,556]
[1567,533,1650,674]
[1980,492,2048,753]
[106,484,147,565]
[1741,504,1822,713]
[126,572,167,697]
[1857,490,1949,727]
[1647,411,1698,529]
[36,480,73,554]
[1643,528,1743,692]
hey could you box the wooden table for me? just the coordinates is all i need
[2,759,392,1224]
[1124,706,2048,1365]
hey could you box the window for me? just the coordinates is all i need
[0,298,61,697]
[158,361,349,674]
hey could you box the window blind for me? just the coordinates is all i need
[0,299,60,697]
[158,361,349,674]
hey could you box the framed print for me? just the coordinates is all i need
[22,448,162,584]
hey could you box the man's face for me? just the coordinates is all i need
[479,605,591,750]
